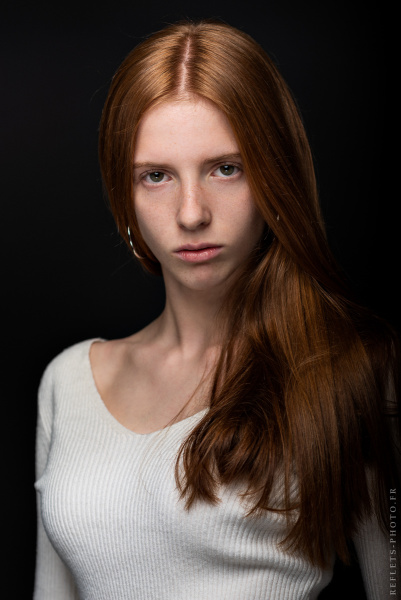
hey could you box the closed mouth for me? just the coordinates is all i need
[174,244,223,262]
[175,243,221,252]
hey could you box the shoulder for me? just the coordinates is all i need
[40,338,101,390]
[38,338,104,413]
[37,338,102,441]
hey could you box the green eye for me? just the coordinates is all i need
[219,165,235,176]
[149,171,164,183]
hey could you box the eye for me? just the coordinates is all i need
[145,171,166,183]
[214,164,240,177]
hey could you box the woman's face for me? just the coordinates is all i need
[133,97,265,293]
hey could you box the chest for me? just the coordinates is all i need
[38,417,284,563]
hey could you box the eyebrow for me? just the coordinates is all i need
[132,153,243,170]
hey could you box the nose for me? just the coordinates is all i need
[176,181,211,231]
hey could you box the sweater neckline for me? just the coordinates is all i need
[84,338,208,438]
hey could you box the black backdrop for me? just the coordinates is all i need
[2,1,394,596]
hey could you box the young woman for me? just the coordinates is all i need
[34,20,399,599]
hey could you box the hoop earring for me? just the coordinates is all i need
[127,226,145,260]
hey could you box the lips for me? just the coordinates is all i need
[174,243,223,263]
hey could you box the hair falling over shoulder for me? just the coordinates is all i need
[99,20,400,568]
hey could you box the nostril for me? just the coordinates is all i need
[178,218,210,231]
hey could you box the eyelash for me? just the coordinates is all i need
[139,163,242,185]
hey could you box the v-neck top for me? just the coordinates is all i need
[34,339,385,599]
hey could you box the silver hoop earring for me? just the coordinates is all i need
[134,248,145,260]
[127,226,145,260]
[127,226,134,250]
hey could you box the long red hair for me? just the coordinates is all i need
[99,20,400,567]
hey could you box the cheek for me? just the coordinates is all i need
[134,187,173,240]
[227,197,265,243]
[134,204,162,249]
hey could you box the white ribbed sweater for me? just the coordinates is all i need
[34,339,387,599]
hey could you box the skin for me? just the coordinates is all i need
[90,96,265,433]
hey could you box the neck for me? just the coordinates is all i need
[152,278,227,360]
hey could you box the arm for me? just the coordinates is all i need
[353,413,400,600]
[353,512,392,600]
[33,364,80,600]
[353,337,401,600]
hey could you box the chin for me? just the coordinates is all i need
[172,264,240,294]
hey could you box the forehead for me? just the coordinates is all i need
[134,97,239,163]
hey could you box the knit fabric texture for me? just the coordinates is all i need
[34,339,386,599]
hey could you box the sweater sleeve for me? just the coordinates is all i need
[33,362,80,600]
[353,433,400,600]
[353,358,401,600]
[352,512,390,600]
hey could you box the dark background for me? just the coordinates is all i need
[2,1,394,596]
